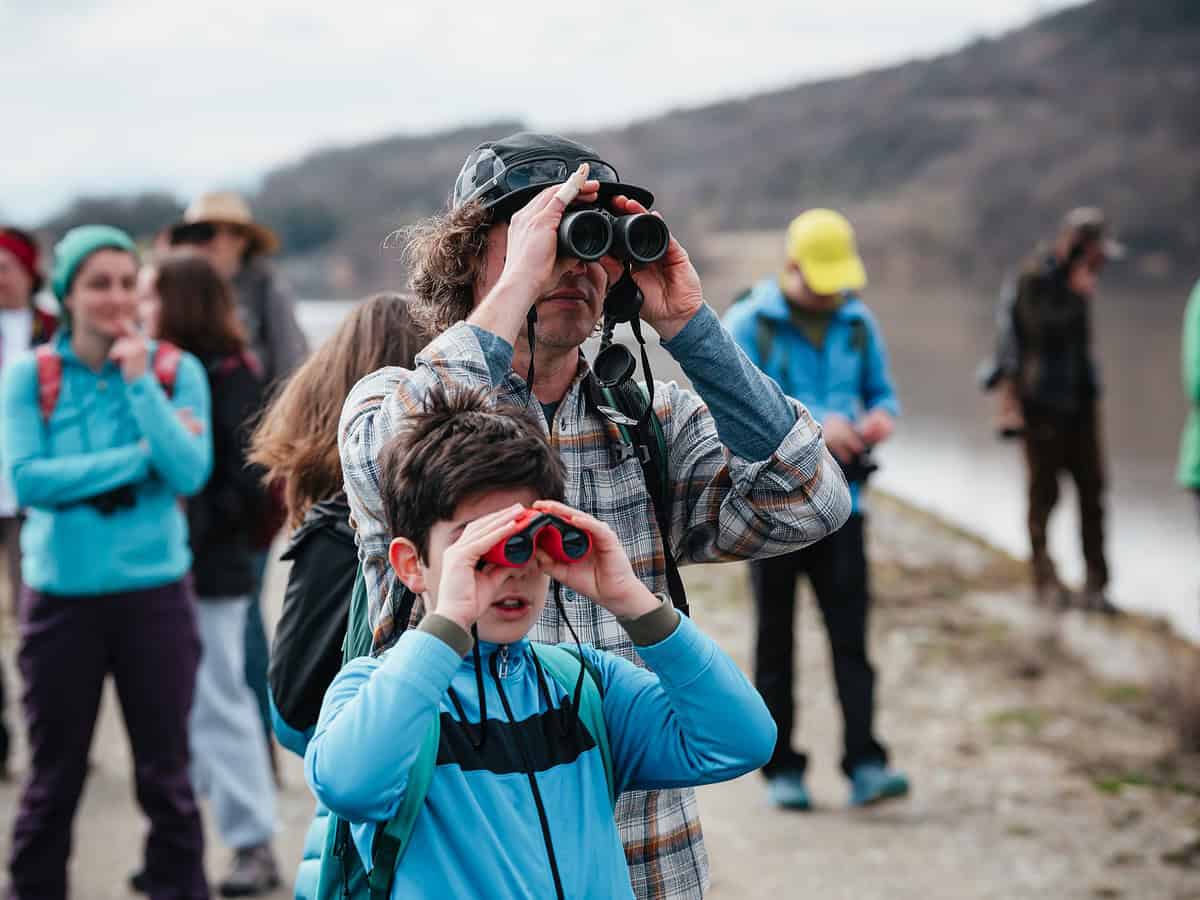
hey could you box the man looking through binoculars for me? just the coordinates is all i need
[339,132,851,899]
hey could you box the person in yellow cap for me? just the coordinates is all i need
[723,208,909,810]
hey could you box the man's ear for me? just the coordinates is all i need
[388,537,426,594]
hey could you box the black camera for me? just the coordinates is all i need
[838,451,879,485]
[84,484,138,516]
[558,210,669,264]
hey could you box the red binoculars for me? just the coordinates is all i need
[480,509,592,569]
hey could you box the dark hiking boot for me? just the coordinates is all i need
[1081,587,1120,616]
[219,843,280,897]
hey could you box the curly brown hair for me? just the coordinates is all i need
[248,292,426,528]
[402,201,492,336]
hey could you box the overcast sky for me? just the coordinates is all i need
[2,0,1080,222]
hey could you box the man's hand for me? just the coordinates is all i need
[435,504,530,633]
[531,500,659,620]
[473,165,601,340]
[608,194,704,341]
[108,320,149,383]
[822,413,866,463]
[857,408,895,447]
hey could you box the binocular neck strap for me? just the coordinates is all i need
[627,317,655,428]
[523,306,538,408]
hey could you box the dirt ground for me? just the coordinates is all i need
[0,494,1197,899]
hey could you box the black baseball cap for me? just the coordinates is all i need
[451,132,654,220]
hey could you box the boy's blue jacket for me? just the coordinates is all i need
[305,611,775,899]
[0,333,212,595]
[723,279,900,512]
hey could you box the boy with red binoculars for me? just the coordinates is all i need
[306,386,774,900]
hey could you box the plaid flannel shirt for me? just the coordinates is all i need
[338,320,849,899]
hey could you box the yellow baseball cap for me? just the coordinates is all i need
[785,209,867,295]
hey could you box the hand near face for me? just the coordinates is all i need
[497,165,601,302]
[435,504,533,633]
[108,319,149,383]
[531,500,659,620]
[607,195,704,342]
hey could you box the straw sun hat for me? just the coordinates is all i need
[171,191,280,255]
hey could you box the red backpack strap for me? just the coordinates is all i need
[153,341,182,398]
[34,344,63,422]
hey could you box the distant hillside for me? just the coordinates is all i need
[40,0,1200,295]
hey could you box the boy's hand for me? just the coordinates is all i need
[436,504,531,633]
[531,500,660,620]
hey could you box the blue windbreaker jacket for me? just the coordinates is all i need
[305,613,775,899]
[723,279,900,512]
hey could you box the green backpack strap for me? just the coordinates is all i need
[342,567,374,665]
[366,716,441,900]
[530,644,616,809]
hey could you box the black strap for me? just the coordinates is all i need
[586,374,689,616]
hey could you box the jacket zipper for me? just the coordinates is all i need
[498,644,510,679]
[490,652,565,900]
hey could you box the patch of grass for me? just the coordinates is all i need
[1091,770,1200,798]
[1006,823,1036,837]
[987,706,1049,736]
[1101,683,1145,705]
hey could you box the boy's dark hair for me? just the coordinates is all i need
[379,385,566,559]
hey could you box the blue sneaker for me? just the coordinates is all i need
[849,763,910,807]
[766,772,811,810]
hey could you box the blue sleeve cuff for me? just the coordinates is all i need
[660,303,721,357]
[634,614,715,689]
[467,325,515,387]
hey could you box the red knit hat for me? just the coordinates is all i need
[0,227,44,293]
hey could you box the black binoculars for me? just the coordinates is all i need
[84,484,138,516]
[558,210,669,264]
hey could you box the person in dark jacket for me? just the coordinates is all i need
[249,292,425,754]
[144,252,280,897]
[168,190,310,776]
[991,208,1125,612]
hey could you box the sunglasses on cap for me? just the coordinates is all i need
[168,222,243,247]
[457,152,620,211]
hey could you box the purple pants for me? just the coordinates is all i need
[8,581,207,900]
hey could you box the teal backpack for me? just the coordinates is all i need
[311,571,615,900]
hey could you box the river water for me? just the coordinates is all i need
[298,286,1198,640]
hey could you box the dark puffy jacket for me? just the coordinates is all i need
[188,351,267,598]
[268,495,357,752]
[1011,254,1099,416]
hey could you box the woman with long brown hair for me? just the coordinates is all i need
[249,292,425,755]
[142,251,280,897]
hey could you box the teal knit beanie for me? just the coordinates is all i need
[51,225,138,303]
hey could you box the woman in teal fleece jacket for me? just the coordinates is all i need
[2,226,212,900]
[306,388,774,900]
